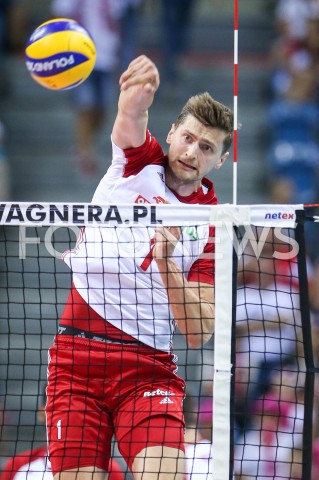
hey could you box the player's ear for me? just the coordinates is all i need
[214,151,229,169]
[166,123,176,144]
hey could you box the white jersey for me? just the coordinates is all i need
[62,131,217,352]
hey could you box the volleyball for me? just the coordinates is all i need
[25,18,96,91]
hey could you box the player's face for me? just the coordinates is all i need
[166,115,229,189]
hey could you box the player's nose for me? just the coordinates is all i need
[185,143,199,159]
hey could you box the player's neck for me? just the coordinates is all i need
[165,173,201,197]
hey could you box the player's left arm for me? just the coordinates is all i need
[153,227,214,348]
[112,55,160,149]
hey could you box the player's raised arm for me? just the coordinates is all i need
[112,55,160,149]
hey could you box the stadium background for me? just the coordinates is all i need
[3,0,318,477]
[0,0,275,204]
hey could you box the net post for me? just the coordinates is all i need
[295,211,315,480]
[230,226,239,477]
[212,219,234,480]
[233,0,239,205]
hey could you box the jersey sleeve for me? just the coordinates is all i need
[187,226,215,285]
[111,130,164,178]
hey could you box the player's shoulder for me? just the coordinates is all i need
[116,129,165,178]
[124,129,164,160]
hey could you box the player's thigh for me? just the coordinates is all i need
[132,446,184,480]
[47,339,114,473]
[118,414,185,473]
[54,466,106,480]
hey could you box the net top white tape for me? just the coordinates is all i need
[0,202,303,227]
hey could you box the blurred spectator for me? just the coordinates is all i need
[0,0,27,200]
[196,397,213,443]
[0,387,125,480]
[0,397,6,471]
[266,64,319,206]
[275,0,313,41]
[235,234,302,428]
[184,424,212,480]
[117,0,143,71]
[234,390,302,479]
[51,0,122,175]
[268,0,319,99]
[312,436,319,480]
[265,3,319,263]
[159,0,195,86]
[305,15,319,68]
[183,392,212,479]
[0,120,10,200]
[0,0,27,57]
[0,389,51,480]
[267,0,319,208]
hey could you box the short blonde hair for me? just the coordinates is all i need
[175,92,234,153]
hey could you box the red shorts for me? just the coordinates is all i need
[46,335,186,474]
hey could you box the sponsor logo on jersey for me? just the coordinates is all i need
[160,396,174,404]
[134,195,167,204]
[153,196,167,204]
[135,195,150,204]
[157,172,165,183]
[181,226,199,240]
[143,389,175,398]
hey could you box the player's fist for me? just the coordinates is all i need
[152,226,181,260]
[119,55,160,95]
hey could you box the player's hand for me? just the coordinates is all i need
[152,226,181,260]
[112,55,160,150]
[120,55,160,93]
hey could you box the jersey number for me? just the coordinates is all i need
[57,419,62,440]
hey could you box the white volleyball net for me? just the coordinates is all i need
[0,202,316,479]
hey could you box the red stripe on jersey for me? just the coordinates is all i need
[171,179,218,205]
[60,284,137,342]
[123,130,165,177]
[187,226,215,285]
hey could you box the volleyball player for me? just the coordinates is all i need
[46,55,234,480]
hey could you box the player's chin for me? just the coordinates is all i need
[178,171,198,182]
[171,165,198,182]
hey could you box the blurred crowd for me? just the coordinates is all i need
[0,0,196,179]
[265,0,319,262]
[231,3,319,478]
[184,3,319,479]
[0,0,26,200]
